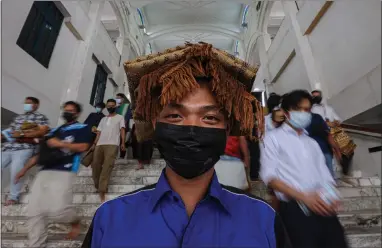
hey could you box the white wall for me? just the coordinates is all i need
[305,1,381,121]
[2,1,130,126]
[2,1,80,125]
[349,132,382,178]
[250,1,381,122]
[76,22,124,123]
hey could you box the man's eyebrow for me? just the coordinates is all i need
[201,105,222,112]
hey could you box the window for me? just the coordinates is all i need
[90,65,108,106]
[256,2,262,11]
[16,1,64,68]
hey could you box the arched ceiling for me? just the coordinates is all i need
[129,0,248,54]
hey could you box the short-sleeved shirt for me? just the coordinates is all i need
[97,114,125,146]
[2,111,49,152]
[306,113,332,155]
[41,122,92,172]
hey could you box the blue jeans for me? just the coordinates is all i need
[2,149,34,200]
[324,152,334,177]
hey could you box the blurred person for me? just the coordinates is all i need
[260,90,347,248]
[311,90,356,181]
[311,90,341,124]
[91,99,125,202]
[82,102,106,167]
[116,93,133,158]
[23,101,92,247]
[1,96,49,205]
[84,102,106,139]
[215,136,251,191]
[265,93,282,132]
[82,43,290,248]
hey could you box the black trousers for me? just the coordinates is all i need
[248,140,261,180]
[279,200,348,248]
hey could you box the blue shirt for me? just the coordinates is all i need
[82,170,289,248]
[41,122,92,172]
[306,113,332,155]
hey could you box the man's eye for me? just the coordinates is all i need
[203,116,220,121]
[165,114,182,119]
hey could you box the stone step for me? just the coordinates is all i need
[3,210,380,236]
[1,227,381,248]
[2,195,380,218]
[3,184,381,204]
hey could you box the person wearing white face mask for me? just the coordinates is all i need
[1,97,49,205]
[260,90,348,248]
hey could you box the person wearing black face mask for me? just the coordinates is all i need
[83,43,290,248]
[91,99,126,202]
[20,101,93,247]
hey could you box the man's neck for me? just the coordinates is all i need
[165,167,214,217]
[108,113,117,117]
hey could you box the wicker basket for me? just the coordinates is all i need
[330,126,357,156]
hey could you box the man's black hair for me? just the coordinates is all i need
[267,93,281,113]
[281,90,312,112]
[96,102,106,108]
[26,97,40,105]
[311,90,322,95]
[107,99,117,104]
[63,101,82,113]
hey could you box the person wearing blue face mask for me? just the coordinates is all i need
[84,102,106,138]
[2,97,49,206]
[260,90,348,248]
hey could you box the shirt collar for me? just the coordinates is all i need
[149,169,231,215]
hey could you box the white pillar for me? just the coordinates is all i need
[58,2,105,125]
[281,1,328,96]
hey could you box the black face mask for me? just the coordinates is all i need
[154,122,227,179]
[312,96,322,104]
[107,107,116,114]
[62,112,76,123]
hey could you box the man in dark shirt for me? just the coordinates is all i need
[16,101,93,247]
[82,43,290,248]
[84,102,105,141]
[306,112,342,177]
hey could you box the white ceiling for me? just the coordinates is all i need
[139,1,245,54]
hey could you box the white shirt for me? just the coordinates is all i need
[96,114,125,146]
[311,104,341,122]
[260,123,334,201]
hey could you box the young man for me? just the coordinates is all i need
[82,43,290,247]
[91,99,126,202]
[1,96,49,205]
[19,101,92,247]
[260,90,348,248]
[311,90,341,124]
[84,102,106,137]
[116,93,132,158]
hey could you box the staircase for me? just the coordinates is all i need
[2,158,381,247]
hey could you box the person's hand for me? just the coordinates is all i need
[301,192,339,216]
[121,143,126,152]
[91,126,97,133]
[243,157,250,168]
[333,147,342,162]
[48,138,64,148]
[15,169,27,184]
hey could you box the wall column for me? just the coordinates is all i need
[58,2,105,125]
[281,1,328,96]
